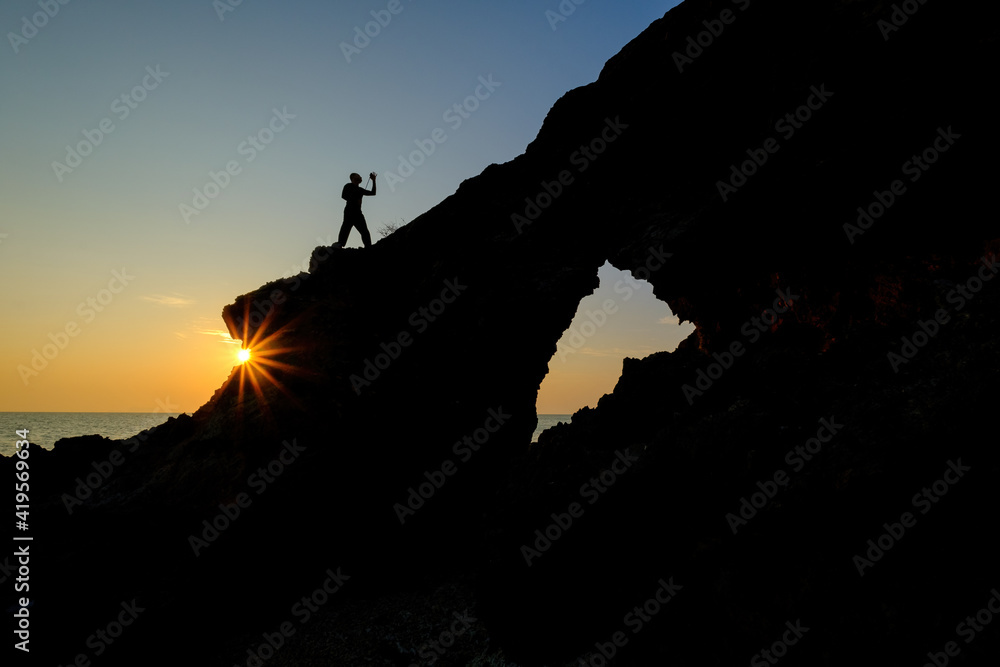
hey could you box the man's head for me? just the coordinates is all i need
[350,173,362,184]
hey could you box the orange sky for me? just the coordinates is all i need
[0,1,682,416]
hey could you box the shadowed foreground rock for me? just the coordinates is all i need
[5,0,999,665]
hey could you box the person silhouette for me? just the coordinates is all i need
[334,172,376,249]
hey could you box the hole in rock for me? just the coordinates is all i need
[533,260,695,442]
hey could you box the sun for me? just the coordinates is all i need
[222,299,313,424]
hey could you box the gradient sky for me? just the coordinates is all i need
[0,0,690,414]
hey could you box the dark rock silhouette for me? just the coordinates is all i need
[5,0,999,664]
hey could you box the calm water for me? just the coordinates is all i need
[0,413,180,457]
[533,414,573,442]
[0,412,572,457]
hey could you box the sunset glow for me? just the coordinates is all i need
[0,2,677,414]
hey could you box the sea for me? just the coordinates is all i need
[532,414,573,442]
[0,413,180,457]
[0,412,575,457]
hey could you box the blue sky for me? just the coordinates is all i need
[0,0,690,413]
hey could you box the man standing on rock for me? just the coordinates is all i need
[334,172,376,249]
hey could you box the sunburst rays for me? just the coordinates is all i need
[224,299,312,420]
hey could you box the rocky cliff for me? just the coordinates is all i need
[6,0,999,665]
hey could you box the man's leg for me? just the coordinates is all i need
[337,217,353,247]
[357,214,372,249]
